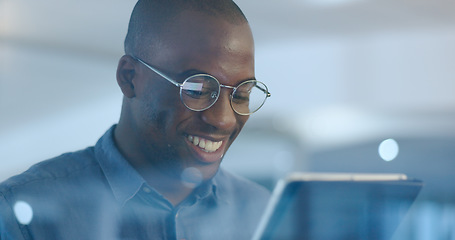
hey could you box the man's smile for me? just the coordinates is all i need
[187,135,223,153]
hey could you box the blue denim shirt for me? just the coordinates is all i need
[0,126,270,240]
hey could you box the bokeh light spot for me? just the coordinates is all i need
[181,167,203,188]
[13,201,33,225]
[378,138,399,161]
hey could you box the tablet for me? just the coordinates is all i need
[252,173,423,240]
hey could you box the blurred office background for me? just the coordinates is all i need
[1,0,454,239]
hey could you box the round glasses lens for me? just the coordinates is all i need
[231,80,268,115]
[180,74,220,111]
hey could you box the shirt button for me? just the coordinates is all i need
[143,187,151,193]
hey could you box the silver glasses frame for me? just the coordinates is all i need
[133,56,271,115]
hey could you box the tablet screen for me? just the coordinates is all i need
[254,174,422,240]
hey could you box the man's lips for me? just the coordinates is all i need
[187,135,223,153]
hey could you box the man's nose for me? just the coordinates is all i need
[200,90,237,130]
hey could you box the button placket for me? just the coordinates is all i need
[174,207,186,240]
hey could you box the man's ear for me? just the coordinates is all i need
[116,55,137,98]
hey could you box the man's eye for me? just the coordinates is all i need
[232,92,250,103]
[184,90,203,98]
[183,89,211,99]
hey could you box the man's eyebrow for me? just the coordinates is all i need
[177,69,257,85]
[178,69,207,78]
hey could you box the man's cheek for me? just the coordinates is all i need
[153,111,170,132]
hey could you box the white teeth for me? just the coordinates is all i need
[205,141,213,150]
[187,135,223,153]
[199,139,206,148]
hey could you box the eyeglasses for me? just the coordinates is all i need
[133,56,271,115]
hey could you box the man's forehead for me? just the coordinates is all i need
[141,10,254,60]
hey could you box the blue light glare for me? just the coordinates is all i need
[378,138,399,161]
[181,167,203,188]
[13,201,33,225]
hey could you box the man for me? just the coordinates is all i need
[0,0,271,239]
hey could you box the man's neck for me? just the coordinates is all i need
[114,122,195,206]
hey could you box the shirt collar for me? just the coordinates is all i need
[95,125,145,206]
[211,169,229,204]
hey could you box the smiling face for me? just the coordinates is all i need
[118,10,255,181]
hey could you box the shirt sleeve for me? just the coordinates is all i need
[0,192,27,240]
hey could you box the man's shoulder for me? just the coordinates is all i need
[0,147,99,193]
[0,146,117,240]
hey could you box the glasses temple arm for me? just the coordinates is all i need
[255,85,271,97]
[134,57,181,87]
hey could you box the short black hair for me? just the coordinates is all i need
[124,0,248,56]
